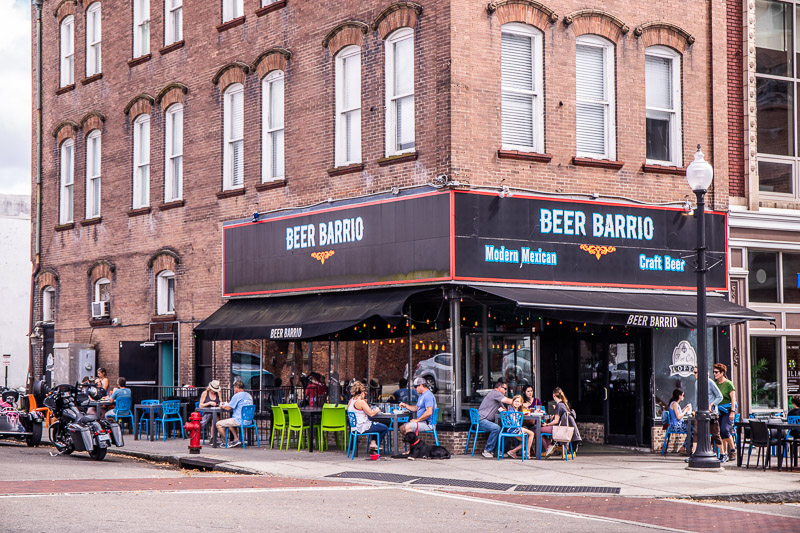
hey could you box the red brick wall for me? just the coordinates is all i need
[726,0,745,198]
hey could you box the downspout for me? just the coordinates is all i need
[28,0,44,392]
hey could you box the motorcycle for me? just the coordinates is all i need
[34,381,124,461]
[0,386,43,447]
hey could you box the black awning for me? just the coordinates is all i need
[475,286,774,328]
[194,286,430,341]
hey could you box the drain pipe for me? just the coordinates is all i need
[28,0,44,392]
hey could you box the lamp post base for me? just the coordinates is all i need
[688,452,721,469]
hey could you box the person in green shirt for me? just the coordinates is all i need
[713,363,736,462]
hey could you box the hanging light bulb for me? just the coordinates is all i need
[401,339,404,343]
[426,319,430,324]
[474,321,478,327]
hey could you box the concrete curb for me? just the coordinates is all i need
[109,447,262,475]
[689,491,800,504]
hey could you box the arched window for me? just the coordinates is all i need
[262,71,285,181]
[86,130,101,219]
[133,114,151,208]
[385,28,415,156]
[575,34,616,160]
[157,270,175,315]
[165,104,183,201]
[42,286,56,323]
[501,23,544,153]
[92,277,110,318]
[60,15,74,86]
[60,139,74,224]
[165,0,183,45]
[645,46,682,166]
[86,3,101,76]
[335,46,361,167]
[224,83,244,189]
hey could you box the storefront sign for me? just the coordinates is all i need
[627,314,679,328]
[788,339,800,395]
[669,340,697,377]
[269,328,303,339]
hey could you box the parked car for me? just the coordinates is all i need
[609,361,635,383]
[407,348,534,394]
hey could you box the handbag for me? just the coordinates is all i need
[551,415,575,443]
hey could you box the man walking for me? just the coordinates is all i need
[713,363,736,462]
[477,380,513,458]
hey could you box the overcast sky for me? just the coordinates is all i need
[0,0,31,196]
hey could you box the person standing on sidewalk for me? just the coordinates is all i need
[713,364,736,463]
[476,380,513,458]
[687,367,723,461]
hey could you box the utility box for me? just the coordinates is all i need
[53,343,96,386]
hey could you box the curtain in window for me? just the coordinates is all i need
[60,141,74,224]
[392,36,414,152]
[502,32,535,148]
[86,132,101,218]
[134,117,150,207]
[269,77,285,179]
[576,44,607,156]
[60,17,74,86]
[87,5,101,76]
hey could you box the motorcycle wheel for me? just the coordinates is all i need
[26,421,43,447]
[88,447,107,461]
[49,423,73,455]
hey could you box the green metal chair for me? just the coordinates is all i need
[318,404,348,452]
[270,405,287,449]
[284,404,310,451]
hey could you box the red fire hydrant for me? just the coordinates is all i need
[185,411,202,454]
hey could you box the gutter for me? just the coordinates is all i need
[28,0,43,392]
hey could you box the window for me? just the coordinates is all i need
[94,277,110,304]
[223,84,244,189]
[86,3,101,76]
[165,0,182,45]
[501,23,543,153]
[748,249,800,303]
[575,35,615,160]
[157,270,175,315]
[645,46,682,166]
[42,287,55,323]
[133,115,150,208]
[222,0,243,22]
[86,130,101,219]
[335,47,361,167]
[133,0,150,58]
[59,139,74,224]
[60,15,74,86]
[262,0,279,5]
[385,28,415,156]
[751,336,782,409]
[262,72,285,181]
[165,104,183,201]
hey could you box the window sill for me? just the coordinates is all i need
[88,318,111,327]
[159,199,185,210]
[377,152,418,166]
[255,180,287,192]
[80,217,102,226]
[150,314,177,322]
[160,40,185,55]
[497,150,552,163]
[217,16,245,32]
[55,222,75,232]
[217,188,246,199]
[127,206,152,217]
[571,157,624,170]
[256,0,287,16]
[81,73,103,86]
[641,163,685,176]
[128,54,152,68]
[55,84,75,95]
[327,163,364,177]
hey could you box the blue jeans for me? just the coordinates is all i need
[479,419,501,453]
[367,422,389,446]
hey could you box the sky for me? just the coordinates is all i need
[0,0,31,196]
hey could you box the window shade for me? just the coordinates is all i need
[270,79,284,130]
[576,43,609,156]
[502,94,534,147]
[576,44,605,101]
[502,33,533,91]
[645,55,672,110]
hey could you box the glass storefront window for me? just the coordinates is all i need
[751,336,782,410]
[758,160,794,193]
[784,253,800,303]
[749,250,779,303]
[464,335,535,405]
[756,0,793,76]
[788,337,800,400]
[652,328,714,418]
[756,77,794,157]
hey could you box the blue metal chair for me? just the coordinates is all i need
[137,399,160,439]
[497,411,527,461]
[661,408,688,455]
[106,396,135,434]
[346,411,380,460]
[224,405,260,449]
[787,415,800,470]
[465,407,488,456]
[157,400,184,441]
[384,408,409,453]
[419,407,440,446]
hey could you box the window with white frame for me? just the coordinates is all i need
[222,0,243,22]
[59,139,74,224]
[94,277,110,304]
[262,0,279,5]
[385,28,415,156]
[133,0,150,58]
[85,130,101,219]
[60,15,74,86]
[133,115,150,208]
[501,23,543,153]
[165,104,183,201]
[575,35,615,160]
[262,72,285,181]
[86,3,101,76]
[42,286,55,323]
[224,83,244,189]
[645,46,682,166]
[157,270,175,315]
[165,0,182,45]
[335,46,361,167]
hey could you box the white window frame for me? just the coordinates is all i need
[645,46,682,167]
[59,139,74,224]
[86,3,101,76]
[165,0,182,45]
[165,104,183,201]
[85,130,101,219]
[133,115,150,208]
[94,277,110,303]
[42,286,56,323]
[262,0,279,5]
[501,22,544,153]
[385,27,415,156]
[262,72,285,182]
[335,46,362,167]
[157,270,176,315]
[222,0,243,22]
[224,83,245,189]
[60,15,74,86]
[133,0,150,58]
[575,34,616,160]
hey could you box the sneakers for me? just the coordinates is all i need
[481,450,493,459]
[544,445,556,458]
[227,440,242,448]
[719,454,728,463]
[506,451,518,459]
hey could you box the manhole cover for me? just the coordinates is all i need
[179,457,227,471]
[326,471,419,483]
[411,477,515,491]
[515,485,621,494]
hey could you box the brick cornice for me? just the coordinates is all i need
[53,120,79,144]
[322,21,369,55]
[53,0,76,22]
[157,83,189,109]
[124,94,155,118]
[37,270,59,289]
[487,0,559,30]
[374,2,423,39]
[634,21,695,52]
[212,62,250,91]
[87,259,116,282]
[563,9,629,42]
[80,111,106,133]
[253,49,291,79]
[148,249,181,271]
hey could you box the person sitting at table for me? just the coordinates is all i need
[399,377,437,434]
[391,378,418,404]
[788,396,800,440]
[522,385,542,411]
[347,381,388,454]
[668,388,691,454]
[198,380,222,431]
[475,380,514,458]
[94,367,110,396]
[504,395,535,459]
[105,377,131,419]
[540,387,581,458]
[216,381,253,448]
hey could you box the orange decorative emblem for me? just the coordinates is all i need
[311,250,335,265]
[580,244,617,260]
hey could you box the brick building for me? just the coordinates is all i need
[32,0,761,449]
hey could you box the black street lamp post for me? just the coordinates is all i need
[686,146,720,469]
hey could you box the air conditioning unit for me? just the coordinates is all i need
[91,301,110,318]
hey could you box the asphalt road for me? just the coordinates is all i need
[2,440,799,532]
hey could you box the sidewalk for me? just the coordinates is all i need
[112,436,800,501]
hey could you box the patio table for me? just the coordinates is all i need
[133,402,188,442]
[87,400,113,418]
[197,406,225,448]
[371,409,410,456]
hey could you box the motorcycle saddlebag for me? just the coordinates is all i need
[107,422,124,447]
[67,423,94,452]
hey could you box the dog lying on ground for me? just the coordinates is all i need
[403,431,451,460]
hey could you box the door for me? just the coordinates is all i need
[161,341,174,388]
[606,340,639,445]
